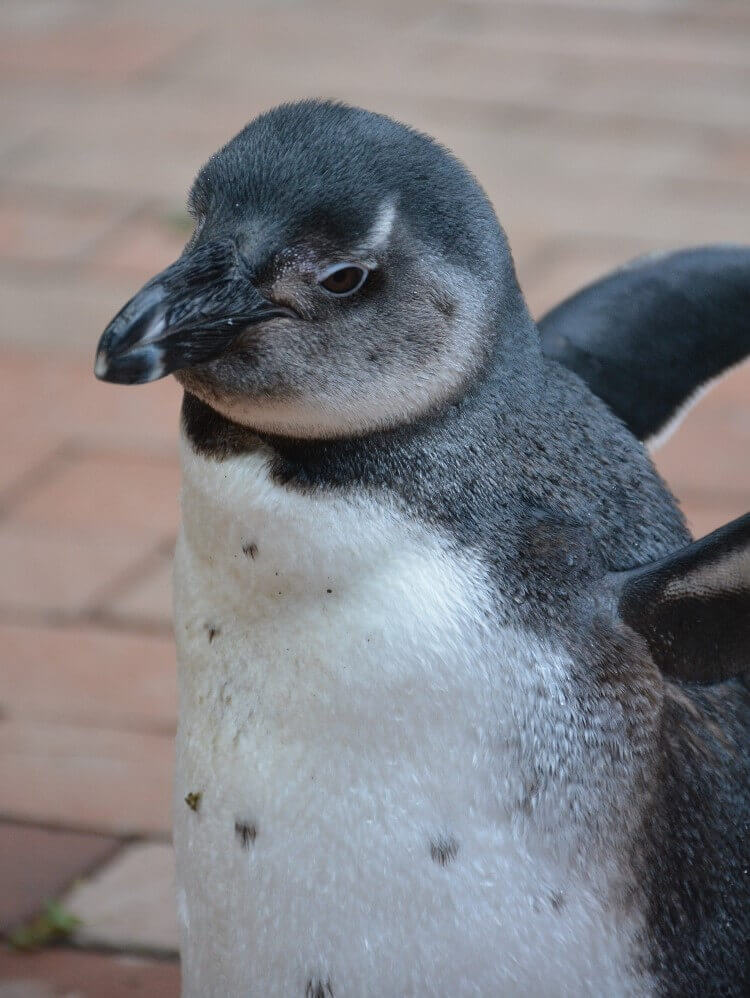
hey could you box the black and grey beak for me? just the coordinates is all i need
[94,240,292,385]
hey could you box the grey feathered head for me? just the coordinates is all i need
[95,100,533,437]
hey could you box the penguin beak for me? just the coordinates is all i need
[94,241,294,385]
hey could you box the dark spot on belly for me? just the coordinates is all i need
[430,835,459,866]
[306,980,333,998]
[326,588,333,595]
[550,891,565,912]
[185,791,202,812]
[243,543,258,559]
[205,624,219,643]
[235,820,257,848]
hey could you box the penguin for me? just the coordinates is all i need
[538,245,750,446]
[94,100,749,997]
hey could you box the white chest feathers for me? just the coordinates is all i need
[172,436,649,997]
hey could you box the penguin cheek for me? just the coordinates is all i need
[173,321,314,403]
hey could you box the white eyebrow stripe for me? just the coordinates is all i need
[360,198,397,253]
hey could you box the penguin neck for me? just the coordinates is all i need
[180,306,543,466]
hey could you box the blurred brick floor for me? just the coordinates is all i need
[0,0,748,994]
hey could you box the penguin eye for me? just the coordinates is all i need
[318,264,368,297]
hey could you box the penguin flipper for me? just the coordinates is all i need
[538,245,750,445]
[614,513,750,684]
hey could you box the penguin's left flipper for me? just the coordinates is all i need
[538,245,750,445]
[613,513,750,684]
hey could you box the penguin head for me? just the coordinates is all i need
[95,100,532,437]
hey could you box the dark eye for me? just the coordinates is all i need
[318,264,368,297]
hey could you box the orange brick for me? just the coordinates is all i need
[0,21,197,85]
[0,270,140,355]
[0,719,173,835]
[0,191,127,266]
[0,622,176,732]
[0,442,56,499]
[683,356,750,410]
[12,451,180,539]
[0,121,206,202]
[0,350,180,453]
[0,822,119,933]
[523,239,655,319]
[677,494,749,540]
[66,842,179,954]
[91,214,190,285]
[0,523,156,615]
[0,947,179,996]
[105,551,174,629]
[651,361,750,534]
[654,412,750,502]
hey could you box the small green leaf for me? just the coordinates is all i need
[7,900,81,951]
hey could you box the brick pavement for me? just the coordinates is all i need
[0,0,748,993]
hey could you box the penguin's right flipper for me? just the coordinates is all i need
[613,513,750,684]
[538,245,750,445]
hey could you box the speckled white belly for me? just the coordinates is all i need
[172,437,648,997]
